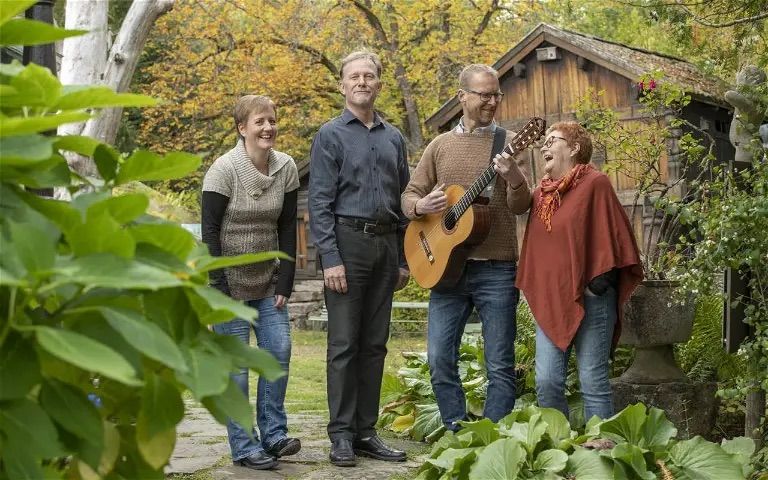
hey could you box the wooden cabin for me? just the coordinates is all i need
[293,23,734,277]
[425,23,733,248]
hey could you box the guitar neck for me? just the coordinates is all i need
[452,144,514,218]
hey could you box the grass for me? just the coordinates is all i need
[281,330,427,414]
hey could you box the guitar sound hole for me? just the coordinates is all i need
[443,211,457,231]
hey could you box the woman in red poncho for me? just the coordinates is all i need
[516,121,643,422]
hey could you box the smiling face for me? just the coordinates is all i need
[540,129,579,180]
[457,72,500,130]
[238,106,277,153]
[339,57,382,110]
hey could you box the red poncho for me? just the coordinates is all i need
[516,168,643,352]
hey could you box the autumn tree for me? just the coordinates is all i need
[134,0,531,188]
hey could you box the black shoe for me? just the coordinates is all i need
[266,437,302,458]
[233,451,278,470]
[329,438,356,467]
[353,435,406,462]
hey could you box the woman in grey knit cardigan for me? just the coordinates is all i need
[201,95,300,471]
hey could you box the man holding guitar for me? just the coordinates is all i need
[401,64,536,431]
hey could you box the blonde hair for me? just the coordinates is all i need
[233,95,276,139]
[459,64,498,89]
[339,51,383,79]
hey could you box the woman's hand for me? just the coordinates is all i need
[274,294,288,309]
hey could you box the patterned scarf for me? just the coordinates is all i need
[535,163,594,232]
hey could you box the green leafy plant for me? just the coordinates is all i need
[0,3,284,478]
[415,403,755,480]
[574,71,716,280]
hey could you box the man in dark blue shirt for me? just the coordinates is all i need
[309,51,410,467]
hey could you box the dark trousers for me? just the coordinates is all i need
[325,223,399,441]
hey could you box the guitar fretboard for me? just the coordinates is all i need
[443,118,545,230]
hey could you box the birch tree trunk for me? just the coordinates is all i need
[58,0,175,178]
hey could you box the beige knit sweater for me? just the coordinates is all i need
[401,130,532,261]
[202,141,299,300]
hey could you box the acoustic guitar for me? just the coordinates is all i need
[404,117,546,289]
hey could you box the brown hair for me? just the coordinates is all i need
[547,121,593,164]
[233,95,276,140]
[339,51,383,79]
[458,64,498,89]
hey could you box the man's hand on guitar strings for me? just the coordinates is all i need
[415,183,447,215]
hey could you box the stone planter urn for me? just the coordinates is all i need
[611,280,718,438]
[617,280,693,383]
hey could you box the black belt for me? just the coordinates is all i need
[336,216,398,235]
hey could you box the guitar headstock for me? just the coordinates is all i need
[503,117,546,156]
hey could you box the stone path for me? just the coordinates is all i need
[168,405,428,480]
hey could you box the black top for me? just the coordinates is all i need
[308,109,410,268]
[201,189,298,297]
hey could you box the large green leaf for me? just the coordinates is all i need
[0,398,65,459]
[533,449,569,473]
[53,254,183,290]
[34,326,142,386]
[0,441,43,480]
[210,334,284,381]
[499,412,548,453]
[202,377,254,436]
[0,111,91,137]
[610,443,655,480]
[55,86,157,110]
[596,403,647,445]
[88,194,148,224]
[0,333,41,399]
[469,439,526,479]
[39,379,103,442]
[668,436,747,479]
[130,223,196,259]
[0,134,55,165]
[6,62,60,107]
[116,150,201,184]
[458,418,499,446]
[411,402,444,442]
[135,373,183,469]
[67,212,136,258]
[143,288,199,342]
[537,407,573,443]
[426,447,478,474]
[96,307,187,373]
[93,144,120,182]
[195,251,288,273]
[137,373,184,438]
[9,220,57,276]
[720,437,755,475]
[54,135,101,157]
[190,286,259,324]
[1,154,71,187]
[0,1,38,25]
[176,345,231,399]
[564,447,615,480]
[18,189,82,233]
[640,407,677,449]
[0,18,85,46]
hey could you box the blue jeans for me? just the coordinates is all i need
[427,260,519,429]
[535,287,618,421]
[212,297,291,461]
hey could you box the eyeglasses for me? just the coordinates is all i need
[464,89,504,102]
[542,135,567,148]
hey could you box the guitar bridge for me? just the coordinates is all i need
[418,231,435,264]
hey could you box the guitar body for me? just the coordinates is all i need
[405,184,490,289]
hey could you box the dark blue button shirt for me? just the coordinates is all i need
[309,109,410,268]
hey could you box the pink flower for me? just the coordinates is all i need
[649,79,657,90]
[638,80,645,90]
